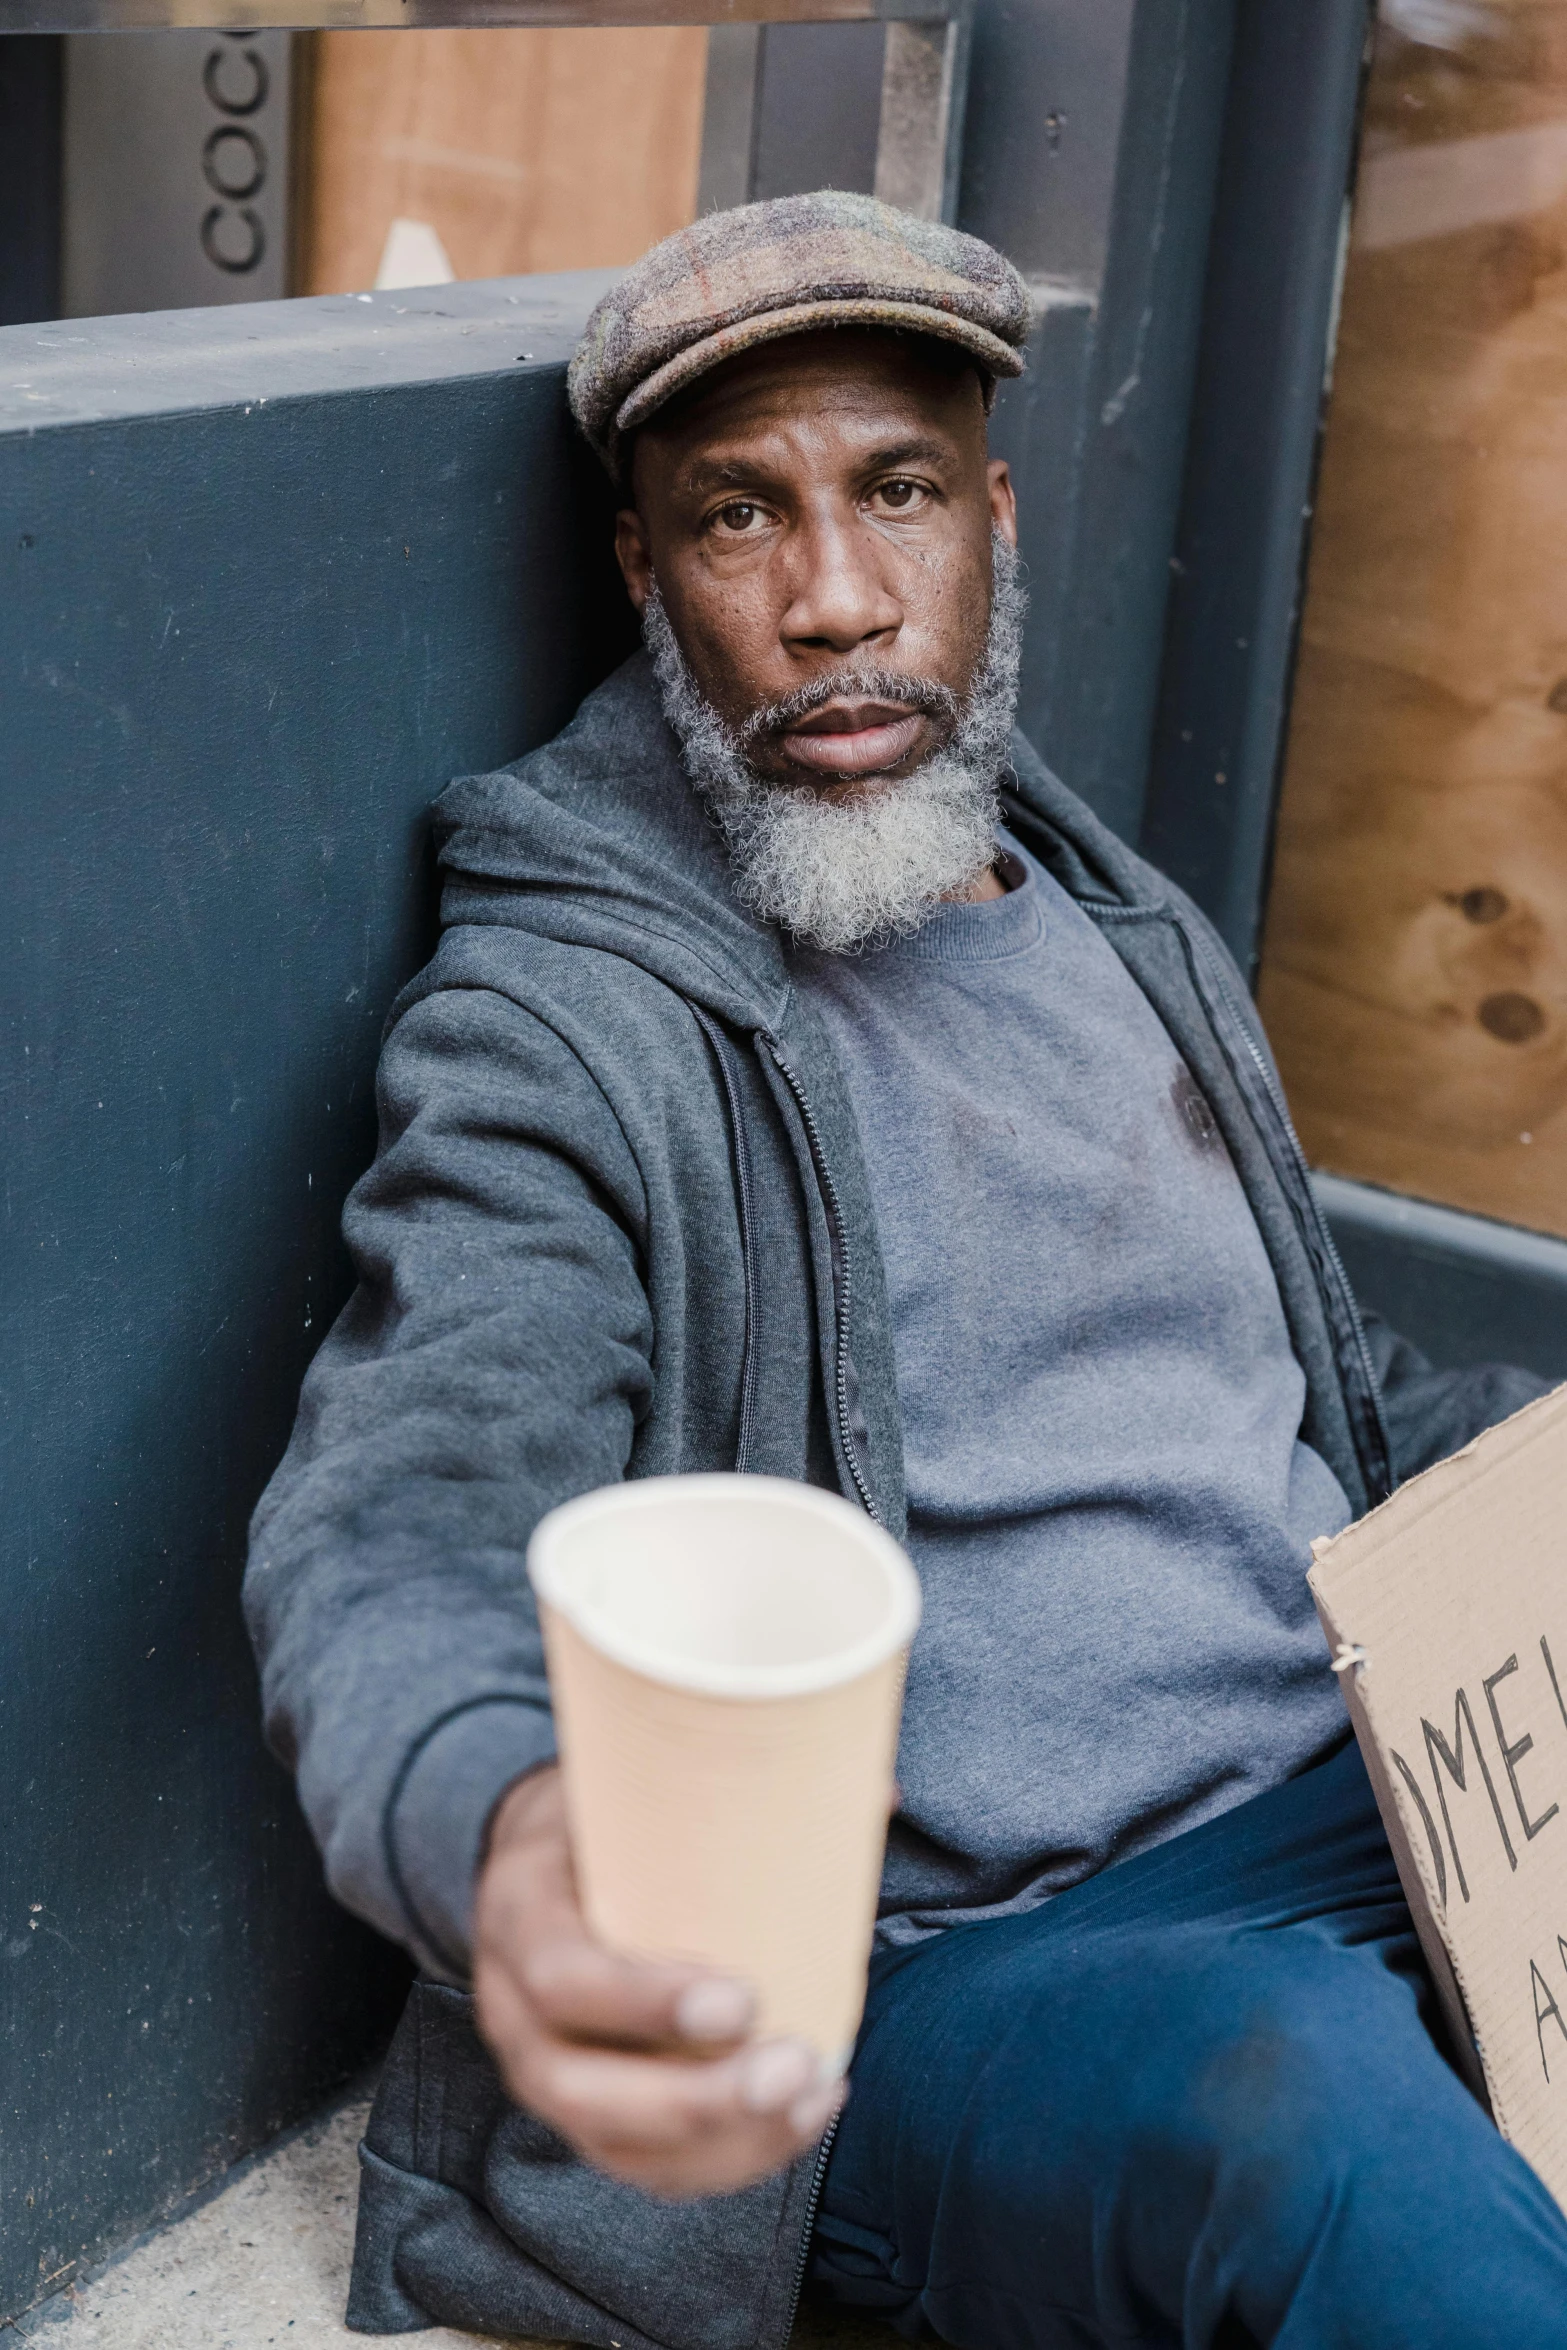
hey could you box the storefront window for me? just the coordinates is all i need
[1258,0,1567,1238]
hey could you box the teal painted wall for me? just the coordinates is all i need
[0,276,631,2315]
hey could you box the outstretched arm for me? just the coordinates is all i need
[245,976,656,1980]
[246,973,837,2196]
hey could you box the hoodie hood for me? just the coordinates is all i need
[434,651,794,1035]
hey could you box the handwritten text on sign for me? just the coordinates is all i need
[1310,1382,1567,2217]
[1383,1633,1567,2081]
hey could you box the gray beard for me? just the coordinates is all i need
[643,531,1027,955]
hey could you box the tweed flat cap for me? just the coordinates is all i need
[568,191,1031,475]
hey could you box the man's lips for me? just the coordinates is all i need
[778,704,926,778]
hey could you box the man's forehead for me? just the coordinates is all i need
[676,426,963,497]
[640,332,986,485]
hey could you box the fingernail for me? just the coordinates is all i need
[675,1979,754,2043]
[788,2077,847,2138]
[738,2039,818,2114]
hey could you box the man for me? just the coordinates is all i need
[247,195,1567,2347]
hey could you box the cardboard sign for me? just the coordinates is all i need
[1310,1383,1567,2212]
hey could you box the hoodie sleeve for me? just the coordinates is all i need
[244,978,654,1981]
[1357,1309,1550,1480]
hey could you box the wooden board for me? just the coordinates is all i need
[1257,2,1567,1241]
[298,25,707,295]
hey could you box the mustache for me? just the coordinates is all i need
[734,666,960,750]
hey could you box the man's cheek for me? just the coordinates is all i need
[685,625,778,729]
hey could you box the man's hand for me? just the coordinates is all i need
[473,1766,844,2199]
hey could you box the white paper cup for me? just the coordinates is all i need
[527,1474,921,2069]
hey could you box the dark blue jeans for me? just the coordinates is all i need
[810,1738,1567,2349]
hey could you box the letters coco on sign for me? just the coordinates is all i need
[201,32,272,278]
[1310,1384,1567,2212]
[61,28,291,316]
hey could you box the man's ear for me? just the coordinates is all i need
[615,508,653,614]
[987,459,1018,548]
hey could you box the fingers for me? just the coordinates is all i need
[475,1934,833,2141]
[476,1947,844,2197]
[527,2035,824,2149]
[472,1760,846,2198]
[513,1930,756,2052]
[528,2039,846,2199]
[479,1772,757,2055]
[478,1846,756,2054]
[609,2082,846,2201]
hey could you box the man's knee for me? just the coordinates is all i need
[1125,1937,1433,2192]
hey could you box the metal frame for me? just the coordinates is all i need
[698,7,967,222]
[4,0,969,323]
[1139,0,1374,977]
[0,0,959,41]
[0,35,60,321]
[997,0,1239,848]
[1130,1,1567,1380]
[1318,1176,1567,1385]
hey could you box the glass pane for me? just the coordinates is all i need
[1258,0,1567,1239]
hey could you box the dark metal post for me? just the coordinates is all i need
[0,34,63,325]
[966,0,1242,843]
[1138,0,1373,973]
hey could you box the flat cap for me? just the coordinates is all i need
[568,190,1031,476]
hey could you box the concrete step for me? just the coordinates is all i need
[3,2099,466,2350]
[6,2096,883,2350]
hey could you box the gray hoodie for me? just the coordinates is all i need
[246,651,1540,2346]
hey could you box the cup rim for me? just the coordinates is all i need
[527,1473,921,1698]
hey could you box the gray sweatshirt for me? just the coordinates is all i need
[246,653,1542,2350]
[794,841,1353,1939]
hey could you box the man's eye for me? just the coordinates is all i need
[714,501,762,533]
[876,479,923,511]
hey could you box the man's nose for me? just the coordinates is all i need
[778,513,903,655]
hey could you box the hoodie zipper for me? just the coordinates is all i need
[760,1034,881,1526]
[686,1020,858,2339]
[1159,912,1395,1502]
[687,1002,761,1475]
[780,2113,841,2344]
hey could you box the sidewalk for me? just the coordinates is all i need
[3,2100,449,2350]
[5,2098,878,2350]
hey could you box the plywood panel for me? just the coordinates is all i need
[300,26,706,295]
[1258,2,1567,1240]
